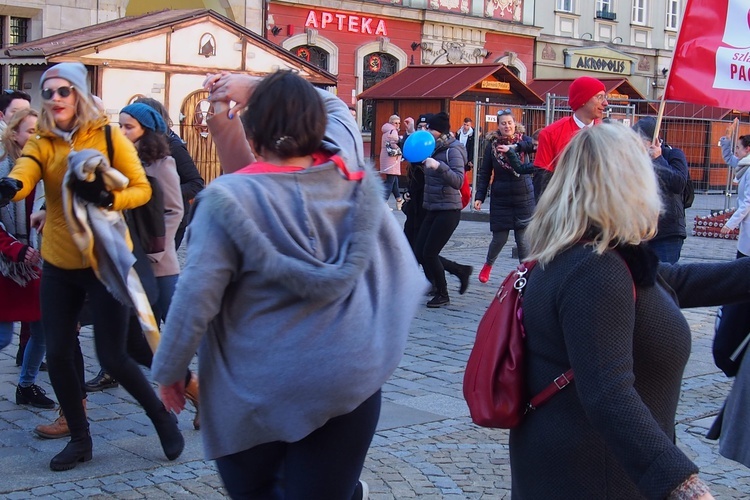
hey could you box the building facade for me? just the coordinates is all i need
[0,0,688,121]
[534,0,686,99]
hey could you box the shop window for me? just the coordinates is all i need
[361,52,399,133]
[291,45,329,72]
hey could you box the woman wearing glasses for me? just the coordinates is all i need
[473,108,536,283]
[0,63,183,471]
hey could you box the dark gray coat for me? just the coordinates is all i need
[653,144,688,240]
[422,137,466,212]
[475,137,535,232]
[511,245,750,499]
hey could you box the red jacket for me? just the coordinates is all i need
[534,116,582,173]
[0,189,41,322]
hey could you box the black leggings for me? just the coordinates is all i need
[415,209,461,296]
[41,263,166,439]
[215,390,381,499]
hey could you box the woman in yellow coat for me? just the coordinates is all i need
[0,63,183,471]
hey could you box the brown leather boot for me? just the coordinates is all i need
[185,373,200,430]
[34,399,87,439]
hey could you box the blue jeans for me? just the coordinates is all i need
[0,321,46,386]
[383,175,401,201]
[647,237,684,264]
[154,274,179,324]
[215,390,381,499]
[0,321,11,351]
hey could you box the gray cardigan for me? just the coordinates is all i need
[151,89,427,460]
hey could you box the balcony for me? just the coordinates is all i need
[596,10,617,20]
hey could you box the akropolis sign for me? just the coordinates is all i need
[304,9,388,36]
[563,48,634,75]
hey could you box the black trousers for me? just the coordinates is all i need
[713,251,750,377]
[41,262,166,439]
[414,209,462,296]
[215,390,381,500]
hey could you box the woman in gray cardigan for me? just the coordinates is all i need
[151,71,425,499]
[509,123,750,499]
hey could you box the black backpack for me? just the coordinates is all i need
[104,125,167,254]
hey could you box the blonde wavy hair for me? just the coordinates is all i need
[1,107,38,162]
[525,122,661,265]
[37,86,104,134]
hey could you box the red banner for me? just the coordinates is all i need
[665,0,750,109]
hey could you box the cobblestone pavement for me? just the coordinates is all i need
[0,195,748,498]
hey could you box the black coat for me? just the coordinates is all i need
[167,132,205,233]
[653,144,688,240]
[512,245,750,499]
[475,135,535,232]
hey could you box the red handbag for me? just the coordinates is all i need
[463,261,574,428]
[460,173,471,209]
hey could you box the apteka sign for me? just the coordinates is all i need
[304,10,388,36]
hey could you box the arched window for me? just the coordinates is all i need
[291,45,329,71]
[361,52,399,133]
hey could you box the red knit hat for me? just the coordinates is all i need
[568,76,606,111]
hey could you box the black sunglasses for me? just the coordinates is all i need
[497,108,512,116]
[41,86,75,100]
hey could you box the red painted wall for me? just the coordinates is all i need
[484,32,535,81]
[268,4,422,102]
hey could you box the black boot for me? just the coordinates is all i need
[84,368,119,392]
[457,265,473,295]
[427,294,450,308]
[50,435,93,471]
[151,407,184,461]
[16,384,56,409]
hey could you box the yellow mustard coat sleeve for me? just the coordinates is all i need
[107,125,151,210]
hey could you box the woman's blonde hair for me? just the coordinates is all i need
[525,122,661,265]
[37,87,104,134]
[1,107,38,162]
[389,114,400,124]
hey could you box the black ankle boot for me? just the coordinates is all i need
[151,408,184,461]
[50,435,93,471]
[426,294,450,308]
[458,265,473,295]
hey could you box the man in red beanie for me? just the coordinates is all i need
[533,76,608,200]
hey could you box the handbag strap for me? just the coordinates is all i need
[527,368,575,412]
[526,255,637,414]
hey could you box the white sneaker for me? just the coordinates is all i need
[356,480,369,500]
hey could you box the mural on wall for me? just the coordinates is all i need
[421,41,490,65]
[429,0,470,15]
[485,0,523,21]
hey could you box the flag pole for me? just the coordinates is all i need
[651,63,673,143]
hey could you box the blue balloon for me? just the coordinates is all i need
[402,130,436,163]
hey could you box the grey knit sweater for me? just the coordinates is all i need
[510,244,750,499]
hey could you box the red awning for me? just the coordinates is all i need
[358,64,544,104]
